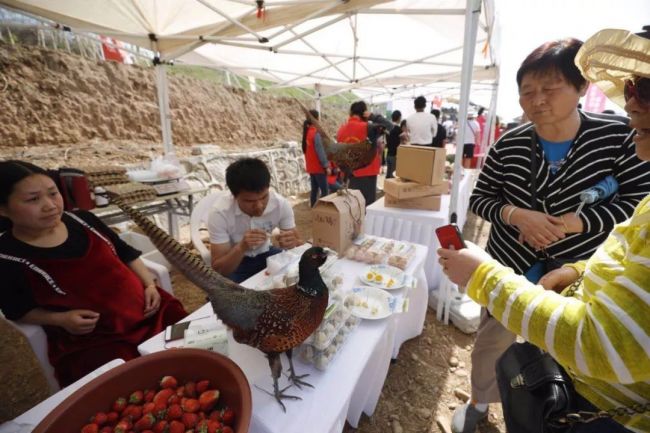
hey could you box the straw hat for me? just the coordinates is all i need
[575,28,650,107]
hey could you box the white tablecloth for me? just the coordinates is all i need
[138,243,428,433]
[1,359,125,433]
[366,172,475,291]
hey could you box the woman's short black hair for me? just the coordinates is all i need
[225,158,271,196]
[516,38,586,91]
[350,101,368,117]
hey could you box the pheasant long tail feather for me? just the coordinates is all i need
[111,197,240,295]
[293,97,336,155]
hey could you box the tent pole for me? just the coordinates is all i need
[315,83,322,114]
[155,64,174,155]
[448,0,481,226]
[481,82,499,166]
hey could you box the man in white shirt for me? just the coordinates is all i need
[406,95,437,146]
[208,158,303,283]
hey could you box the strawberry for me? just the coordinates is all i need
[106,412,119,424]
[144,389,155,403]
[198,390,220,412]
[167,394,180,406]
[99,427,112,433]
[80,424,98,433]
[124,405,143,421]
[166,404,182,420]
[152,402,167,420]
[181,398,200,413]
[129,390,144,405]
[159,376,178,389]
[152,420,168,433]
[90,412,108,426]
[183,381,197,398]
[168,420,185,433]
[142,402,156,416]
[207,410,220,422]
[195,420,209,433]
[153,388,174,406]
[181,412,199,429]
[134,413,156,432]
[112,397,128,413]
[220,408,234,426]
[195,380,210,394]
[113,420,130,433]
[221,427,234,433]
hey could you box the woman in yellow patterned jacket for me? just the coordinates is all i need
[440,27,650,433]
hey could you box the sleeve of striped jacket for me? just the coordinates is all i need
[469,143,508,224]
[467,257,650,384]
[579,134,650,233]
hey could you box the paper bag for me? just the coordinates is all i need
[312,190,365,254]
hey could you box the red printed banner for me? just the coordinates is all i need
[100,36,124,63]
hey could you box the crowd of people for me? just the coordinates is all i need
[0,22,648,433]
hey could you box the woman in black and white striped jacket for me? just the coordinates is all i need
[450,37,650,433]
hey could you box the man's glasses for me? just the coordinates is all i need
[624,78,650,107]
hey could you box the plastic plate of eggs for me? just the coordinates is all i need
[349,287,392,320]
[359,264,407,290]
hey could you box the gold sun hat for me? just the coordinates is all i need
[575,27,650,107]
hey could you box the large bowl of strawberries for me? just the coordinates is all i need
[32,348,252,433]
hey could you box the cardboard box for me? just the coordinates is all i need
[396,145,446,185]
[384,193,441,211]
[383,177,449,200]
[312,190,365,254]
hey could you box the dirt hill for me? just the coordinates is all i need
[0,42,346,164]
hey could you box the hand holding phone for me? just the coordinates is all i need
[435,224,466,250]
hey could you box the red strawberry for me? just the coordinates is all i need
[181,412,199,429]
[112,397,128,413]
[153,388,174,406]
[168,420,185,433]
[124,405,143,421]
[207,410,220,422]
[198,390,220,412]
[113,420,130,433]
[152,402,167,420]
[134,413,156,432]
[99,427,112,433]
[183,381,197,398]
[142,402,155,416]
[166,404,182,420]
[195,420,209,433]
[152,420,168,433]
[196,380,210,394]
[221,427,234,433]
[144,389,155,403]
[181,398,200,413]
[80,424,98,433]
[220,408,234,426]
[129,390,144,405]
[159,376,178,389]
[90,412,108,426]
[168,394,180,406]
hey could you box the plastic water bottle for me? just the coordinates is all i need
[575,175,619,215]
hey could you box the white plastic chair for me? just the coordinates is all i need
[190,191,223,265]
[4,258,171,393]
[119,232,173,295]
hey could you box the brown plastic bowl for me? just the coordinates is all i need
[32,349,252,433]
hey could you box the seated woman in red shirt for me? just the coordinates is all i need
[0,160,187,386]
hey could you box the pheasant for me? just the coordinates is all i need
[296,100,377,192]
[112,197,330,411]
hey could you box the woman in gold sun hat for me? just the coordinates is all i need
[440,26,650,433]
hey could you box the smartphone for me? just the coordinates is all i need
[435,224,466,250]
[164,320,192,342]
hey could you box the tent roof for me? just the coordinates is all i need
[1,0,498,96]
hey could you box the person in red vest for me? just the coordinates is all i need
[302,109,331,207]
[336,101,381,205]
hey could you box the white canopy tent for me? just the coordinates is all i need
[1,0,499,223]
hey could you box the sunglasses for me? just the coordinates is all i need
[623,78,650,107]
